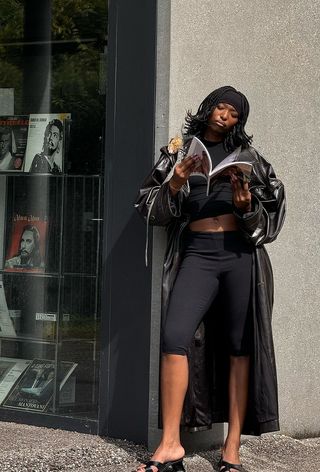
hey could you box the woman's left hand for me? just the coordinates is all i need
[230,172,252,212]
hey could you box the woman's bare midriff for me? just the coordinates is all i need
[188,214,239,232]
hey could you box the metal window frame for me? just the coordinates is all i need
[98,0,158,444]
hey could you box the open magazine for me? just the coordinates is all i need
[187,137,253,195]
[188,136,252,178]
[166,137,253,196]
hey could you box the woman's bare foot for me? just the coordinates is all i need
[220,440,241,472]
[136,442,185,472]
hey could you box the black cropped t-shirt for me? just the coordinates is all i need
[184,139,234,222]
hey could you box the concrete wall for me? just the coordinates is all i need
[162,0,320,437]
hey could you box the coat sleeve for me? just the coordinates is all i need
[233,150,286,246]
[134,150,184,227]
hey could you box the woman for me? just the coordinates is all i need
[135,86,286,472]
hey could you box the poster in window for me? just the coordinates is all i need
[4,214,48,273]
[0,116,29,171]
[23,113,70,174]
[2,359,77,412]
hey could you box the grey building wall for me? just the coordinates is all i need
[151,0,320,442]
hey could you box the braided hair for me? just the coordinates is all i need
[184,85,252,150]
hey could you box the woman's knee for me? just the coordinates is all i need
[161,328,188,356]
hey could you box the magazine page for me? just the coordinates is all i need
[0,281,17,337]
[187,136,212,178]
[4,213,48,273]
[24,113,70,174]
[163,138,252,193]
[210,158,253,179]
[0,116,29,171]
[2,359,77,412]
[0,358,31,404]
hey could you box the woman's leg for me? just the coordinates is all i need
[221,355,250,468]
[160,353,188,452]
[138,341,218,470]
[137,234,220,471]
[137,354,188,471]
[218,236,253,469]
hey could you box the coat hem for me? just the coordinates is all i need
[181,419,280,436]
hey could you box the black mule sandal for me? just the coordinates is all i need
[143,458,185,472]
[218,458,246,472]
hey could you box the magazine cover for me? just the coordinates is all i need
[0,116,29,171]
[4,214,48,273]
[0,358,31,404]
[2,358,77,412]
[23,113,70,174]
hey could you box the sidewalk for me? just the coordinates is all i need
[0,421,319,471]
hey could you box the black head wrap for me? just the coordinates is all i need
[216,87,250,124]
[218,90,243,116]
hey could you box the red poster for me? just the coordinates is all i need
[4,215,48,273]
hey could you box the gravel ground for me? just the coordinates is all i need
[0,421,319,471]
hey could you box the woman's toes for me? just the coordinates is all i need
[136,465,146,472]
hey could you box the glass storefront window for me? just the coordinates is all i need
[0,1,107,421]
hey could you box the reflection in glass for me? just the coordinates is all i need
[0,1,107,422]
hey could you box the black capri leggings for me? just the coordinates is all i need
[162,230,254,357]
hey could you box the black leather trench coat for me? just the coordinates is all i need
[134,140,286,436]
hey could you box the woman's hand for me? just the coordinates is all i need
[230,172,252,213]
[169,155,201,195]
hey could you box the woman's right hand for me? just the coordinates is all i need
[169,155,201,195]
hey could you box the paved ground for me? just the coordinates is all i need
[0,421,319,471]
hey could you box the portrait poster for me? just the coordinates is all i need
[23,113,70,174]
[0,116,29,171]
[4,214,48,273]
[2,358,77,412]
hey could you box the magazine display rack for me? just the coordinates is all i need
[0,117,102,420]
